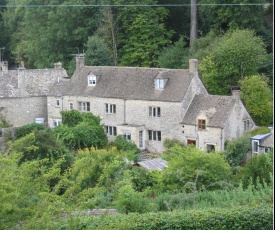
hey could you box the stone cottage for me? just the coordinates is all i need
[0,56,255,153]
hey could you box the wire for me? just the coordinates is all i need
[0,3,273,8]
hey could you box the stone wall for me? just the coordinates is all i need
[0,96,48,127]
[47,95,185,153]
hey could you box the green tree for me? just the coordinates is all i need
[239,75,273,126]
[4,0,100,70]
[8,129,73,169]
[110,135,140,162]
[60,110,82,127]
[240,151,273,188]
[198,0,273,52]
[224,133,252,167]
[198,29,269,95]
[85,35,113,66]
[157,37,190,69]
[117,0,173,67]
[15,122,45,139]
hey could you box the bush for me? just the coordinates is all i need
[110,135,140,162]
[15,123,45,139]
[224,133,251,166]
[240,151,273,188]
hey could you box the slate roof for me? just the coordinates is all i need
[0,68,69,97]
[181,94,237,128]
[136,158,168,171]
[251,127,274,148]
[67,66,193,102]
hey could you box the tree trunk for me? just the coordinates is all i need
[190,0,198,53]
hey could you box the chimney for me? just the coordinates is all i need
[231,86,240,99]
[189,59,198,75]
[76,54,85,70]
[54,61,62,69]
[1,61,8,72]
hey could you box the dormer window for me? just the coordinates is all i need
[154,79,164,89]
[88,74,96,86]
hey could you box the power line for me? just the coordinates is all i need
[0,3,272,8]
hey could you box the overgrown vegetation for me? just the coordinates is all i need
[1,122,273,229]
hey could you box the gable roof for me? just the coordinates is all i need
[181,94,237,128]
[67,66,193,102]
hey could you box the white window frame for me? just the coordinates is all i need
[69,102,73,110]
[154,79,164,89]
[78,101,90,112]
[252,140,259,154]
[148,130,161,141]
[106,103,116,114]
[149,106,161,117]
[88,74,96,86]
[53,119,62,127]
[105,126,117,136]
[123,132,131,141]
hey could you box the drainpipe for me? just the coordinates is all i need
[220,128,224,151]
[123,99,126,124]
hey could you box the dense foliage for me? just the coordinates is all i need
[1,128,273,228]
[239,75,273,126]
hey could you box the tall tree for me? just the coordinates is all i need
[198,29,269,95]
[96,1,119,65]
[116,0,173,67]
[190,0,198,53]
[198,0,273,51]
[4,0,100,69]
[239,75,273,126]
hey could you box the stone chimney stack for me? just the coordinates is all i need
[231,86,240,99]
[76,54,85,70]
[54,61,62,69]
[1,61,8,72]
[189,59,198,75]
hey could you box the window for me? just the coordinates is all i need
[78,101,90,112]
[149,106,161,117]
[148,130,161,141]
[198,119,206,130]
[154,79,164,89]
[106,104,116,114]
[187,139,196,146]
[244,119,250,131]
[252,140,259,154]
[105,126,117,136]
[206,144,215,153]
[123,132,131,141]
[69,102,73,110]
[56,99,61,107]
[88,74,96,86]
[53,119,62,127]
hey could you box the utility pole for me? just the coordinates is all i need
[190,0,198,54]
[0,47,5,62]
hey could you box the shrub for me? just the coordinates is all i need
[110,135,140,162]
[240,151,273,188]
[15,123,45,139]
[224,133,251,166]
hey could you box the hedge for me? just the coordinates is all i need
[61,205,273,230]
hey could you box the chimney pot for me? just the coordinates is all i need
[189,59,198,75]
